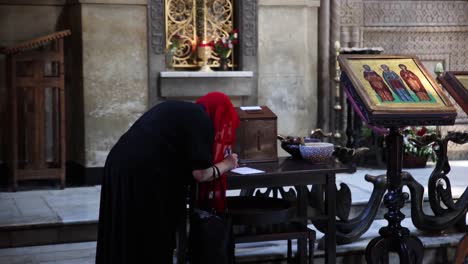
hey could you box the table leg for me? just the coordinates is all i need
[297,185,308,264]
[326,172,336,264]
[298,237,307,264]
[176,202,189,264]
[176,225,187,264]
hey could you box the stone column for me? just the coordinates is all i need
[258,0,321,154]
[330,0,341,142]
[317,0,330,133]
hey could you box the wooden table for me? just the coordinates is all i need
[226,157,354,264]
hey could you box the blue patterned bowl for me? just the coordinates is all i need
[280,138,320,159]
[281,142,302,159]
[299,142,334,163]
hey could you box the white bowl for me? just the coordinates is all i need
[299,142,334,163]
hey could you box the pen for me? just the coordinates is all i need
[224,148,231,157]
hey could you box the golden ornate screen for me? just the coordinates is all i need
[165,0,234,68]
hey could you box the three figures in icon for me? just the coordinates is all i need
[363,64,431,102]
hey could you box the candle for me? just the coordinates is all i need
[204,0,207,42]
[434,63,444,75]
[199,40,209,47]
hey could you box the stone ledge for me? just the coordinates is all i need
[159,78,255,98]
[159,71,255,97]
[160,71,254,78]
[0,223,97,248]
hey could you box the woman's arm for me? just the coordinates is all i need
[192,153,238,182]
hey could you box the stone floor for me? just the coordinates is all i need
[0,161,466,263]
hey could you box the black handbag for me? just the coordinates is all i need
[189,166,233,264]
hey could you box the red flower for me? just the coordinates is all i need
[212,29,239,58]
[416,127,427,136]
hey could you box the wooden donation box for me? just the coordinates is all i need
[2,30,71,190]
[235,106,278,163]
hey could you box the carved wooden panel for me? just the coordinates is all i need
[3,30,69,190]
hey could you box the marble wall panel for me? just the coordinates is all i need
[258,3,319,154]
[81,3,148,167]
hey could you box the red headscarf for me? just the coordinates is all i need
[196,92,239,212]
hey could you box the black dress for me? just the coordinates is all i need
[96,101,214,264]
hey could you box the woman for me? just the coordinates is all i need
[96,92,239,264]
[195,92,240,213]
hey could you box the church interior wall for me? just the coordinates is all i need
[1,0,467,179]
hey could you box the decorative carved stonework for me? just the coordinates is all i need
[241,0,257,56]
[340,0,362,26]
[362,28,468,72]
[151,0,165,54]
[362,1,468,27]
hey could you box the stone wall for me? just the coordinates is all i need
[1,0,320,168]
[80,1,148,167]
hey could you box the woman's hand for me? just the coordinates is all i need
[192,153,239,182]
[223,153,238,171]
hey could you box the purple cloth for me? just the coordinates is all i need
[343,86,388,136]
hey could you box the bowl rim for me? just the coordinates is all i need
[301,142,334,147]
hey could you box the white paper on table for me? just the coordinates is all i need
[230,167,265,175]
[240,106,262,111]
